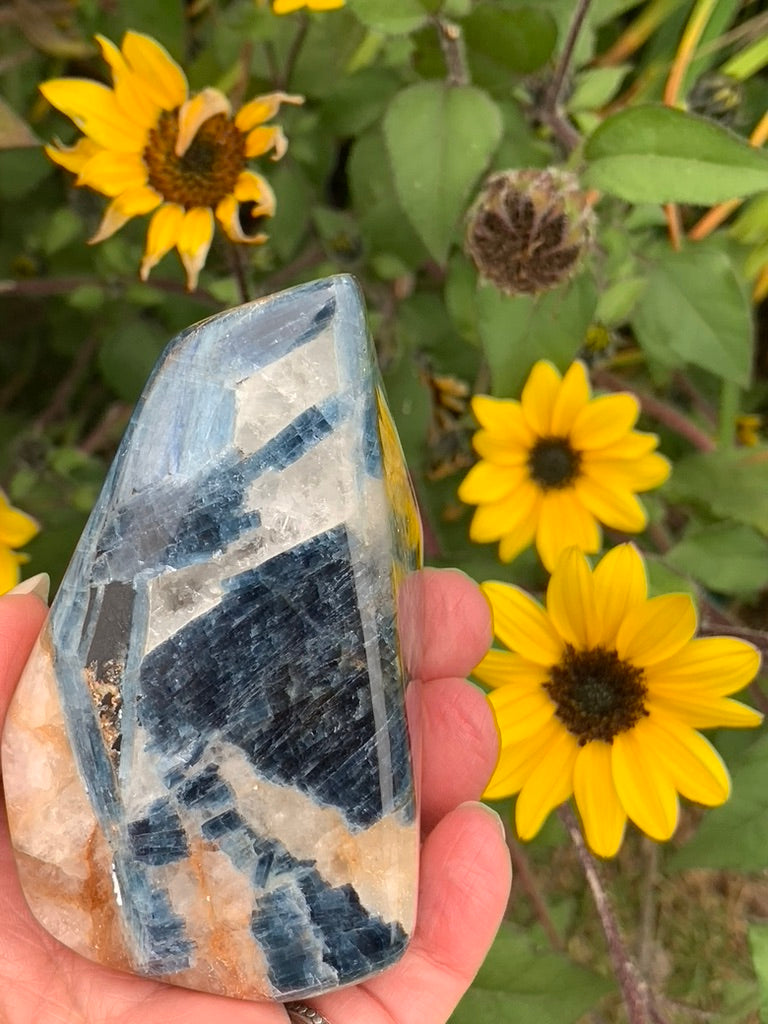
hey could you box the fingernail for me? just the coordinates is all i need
[8,572,50,605]
[459,800,507,840]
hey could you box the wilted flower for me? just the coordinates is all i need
[41,31,303,289]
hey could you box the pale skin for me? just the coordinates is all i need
[0,568,511,1024]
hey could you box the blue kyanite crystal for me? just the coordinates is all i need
[1,275,422,1002]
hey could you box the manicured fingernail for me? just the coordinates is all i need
[459,800,507,839]
[8,572,50,604]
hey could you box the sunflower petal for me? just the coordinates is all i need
[481,582,563,665]
[76,150,147,196]
[643,716,730,806]
[122,31,188,110]
[458,460,527,504]
[0,546,24,595]
[589,431,660,460]
[471,649,547,691]
[175,88,231,157]
[96,34,161,128]
[246,124,289,160]
[647,694,763,729]
[574,742,627,858]
[581,452,671,491]
[550,361,591,435]
[489,687,555,745]
[546,546,600,649]
[44,137,102,174]
[515,727,578,840]
[575,474,648,532]
[616,594,697,667]
[592,543,647,647]
[472,431,530,466]
[177,206,215,291]
[0,494,39,548]
[469,479,539,544]
[234,92,304,133]
[535,489,601,572]
[233,170,278,210]
[521,360,562,435]
[570,393,640,450]
[140,202,185,280]
[497,500,540,563]
[483,717,560,800]
[89,186,162,244]
[39,79,147,150]
[645,637,761,696]
[470,395,533,446]
[612,723,680,841]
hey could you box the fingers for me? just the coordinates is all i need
[401,568,492,684]
[418,678,499,833]
[0,593,48,732]
[318,802,511,1024]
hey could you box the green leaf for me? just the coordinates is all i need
[568,65,630,111]
[449,924,613,1024]
[631,243,753,386]
[666,448,768,535]
[269,161,311,262]
[98,318,168,403]
[584,105,768,204]
[749,924,768,1023]
[594,276,647,326]
[668,733,768,872]
[97,0,185,59]
[383,82,502,263]
[463,4,557,78]
[478,274,598,398]
[665,523,768,596]
[347,0,427,34]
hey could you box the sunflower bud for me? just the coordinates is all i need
[465,168,595,296]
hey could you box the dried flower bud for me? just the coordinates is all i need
[466,168,595,296]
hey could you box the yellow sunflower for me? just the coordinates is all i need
[271,0,344,11]
[40,31,303,290]
[0,491,39,595]
[475,544,763,857]
[458,360,670,571]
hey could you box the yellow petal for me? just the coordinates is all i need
[140,202,185,280]
[472,430,530,466]
[612,723,680,841]
[645,637,761,697]
[246,124,289,160]
[643,715,730,806]
[581,452,671,492]
[574,475,648,532]
[550,361,591,435]
[0,494,39,548]
[490,686,555,745]
[497,497,540,563]
[483,717,560,800]
[546,547,600,649]
[44,136,102,174]
[570,393,640,450]
[234,91,304,133]
[458,460,527,504]
[647,694,763,729]
[177,206,215,291]
[39,79,147,151]
[469,478,539,544]
[616,594,697,667]
[0,546,24,595]
[471,396,533,445]
[233,170,278,209]
[215,195,267,246]
[76,150,147,197]
[89,186,162,244]
[121,31,188,110]
[96,34,161,128]
[574,742,627,858]
[535,489,601,572]
[481,582,563,666]
[521,360,562,435]
[272,0,308,10]
[175,88,231,157]
[472,649,547,691]
[591,430,660,460]
[515,726,579,840]
[592,543,647,647]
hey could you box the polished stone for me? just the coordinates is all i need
[2,275,422,1002]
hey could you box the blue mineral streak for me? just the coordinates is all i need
[48,276,418,998]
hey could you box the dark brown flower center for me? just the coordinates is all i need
[143,110,246,209]
[528,436,581,489]
[544,644,648,745]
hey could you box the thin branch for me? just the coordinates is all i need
[281,15,309,90]
[252,241,325,296]
[433,16,470,87]
[506,829,564,952]
[638,839,659,976]
[538,0,593,153]
[228,243,252,304]
[0,276,221,307]
[33,332,101,431]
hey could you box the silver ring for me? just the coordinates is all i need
[285,1001,332,1024]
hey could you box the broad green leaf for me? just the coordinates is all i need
[383,82,502,263]
[478,274,598,398]
[594,276,647,325]
[645,558,697,600]
[749,924,768,1023]
[631,243,753,386]
[98,319,168,403]
[584,105,768,204]
[667,448,768,535]
[347,0,427,34]
[568,66,630,111]
[463,5,557,77]
[449,924,613,1024]
[668,733,768,872]
[665,523,768,595]
[269,161,312,262]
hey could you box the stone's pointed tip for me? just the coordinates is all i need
[8,572,50,604]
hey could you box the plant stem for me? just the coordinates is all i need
[0,276,221,306]
[505,828,564,951]
[559,805,658,1024]
[718,379,740,449]
[433,16,469,87]
[281,15,309,90]
[594,0,683,68]
[539,0,592,153]
[638,839,659,976]
[228,243,252,304]
[663,0,719,106]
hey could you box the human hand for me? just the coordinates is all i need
[0,569,511,1024]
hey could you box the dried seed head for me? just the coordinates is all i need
[466,168,595,296]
